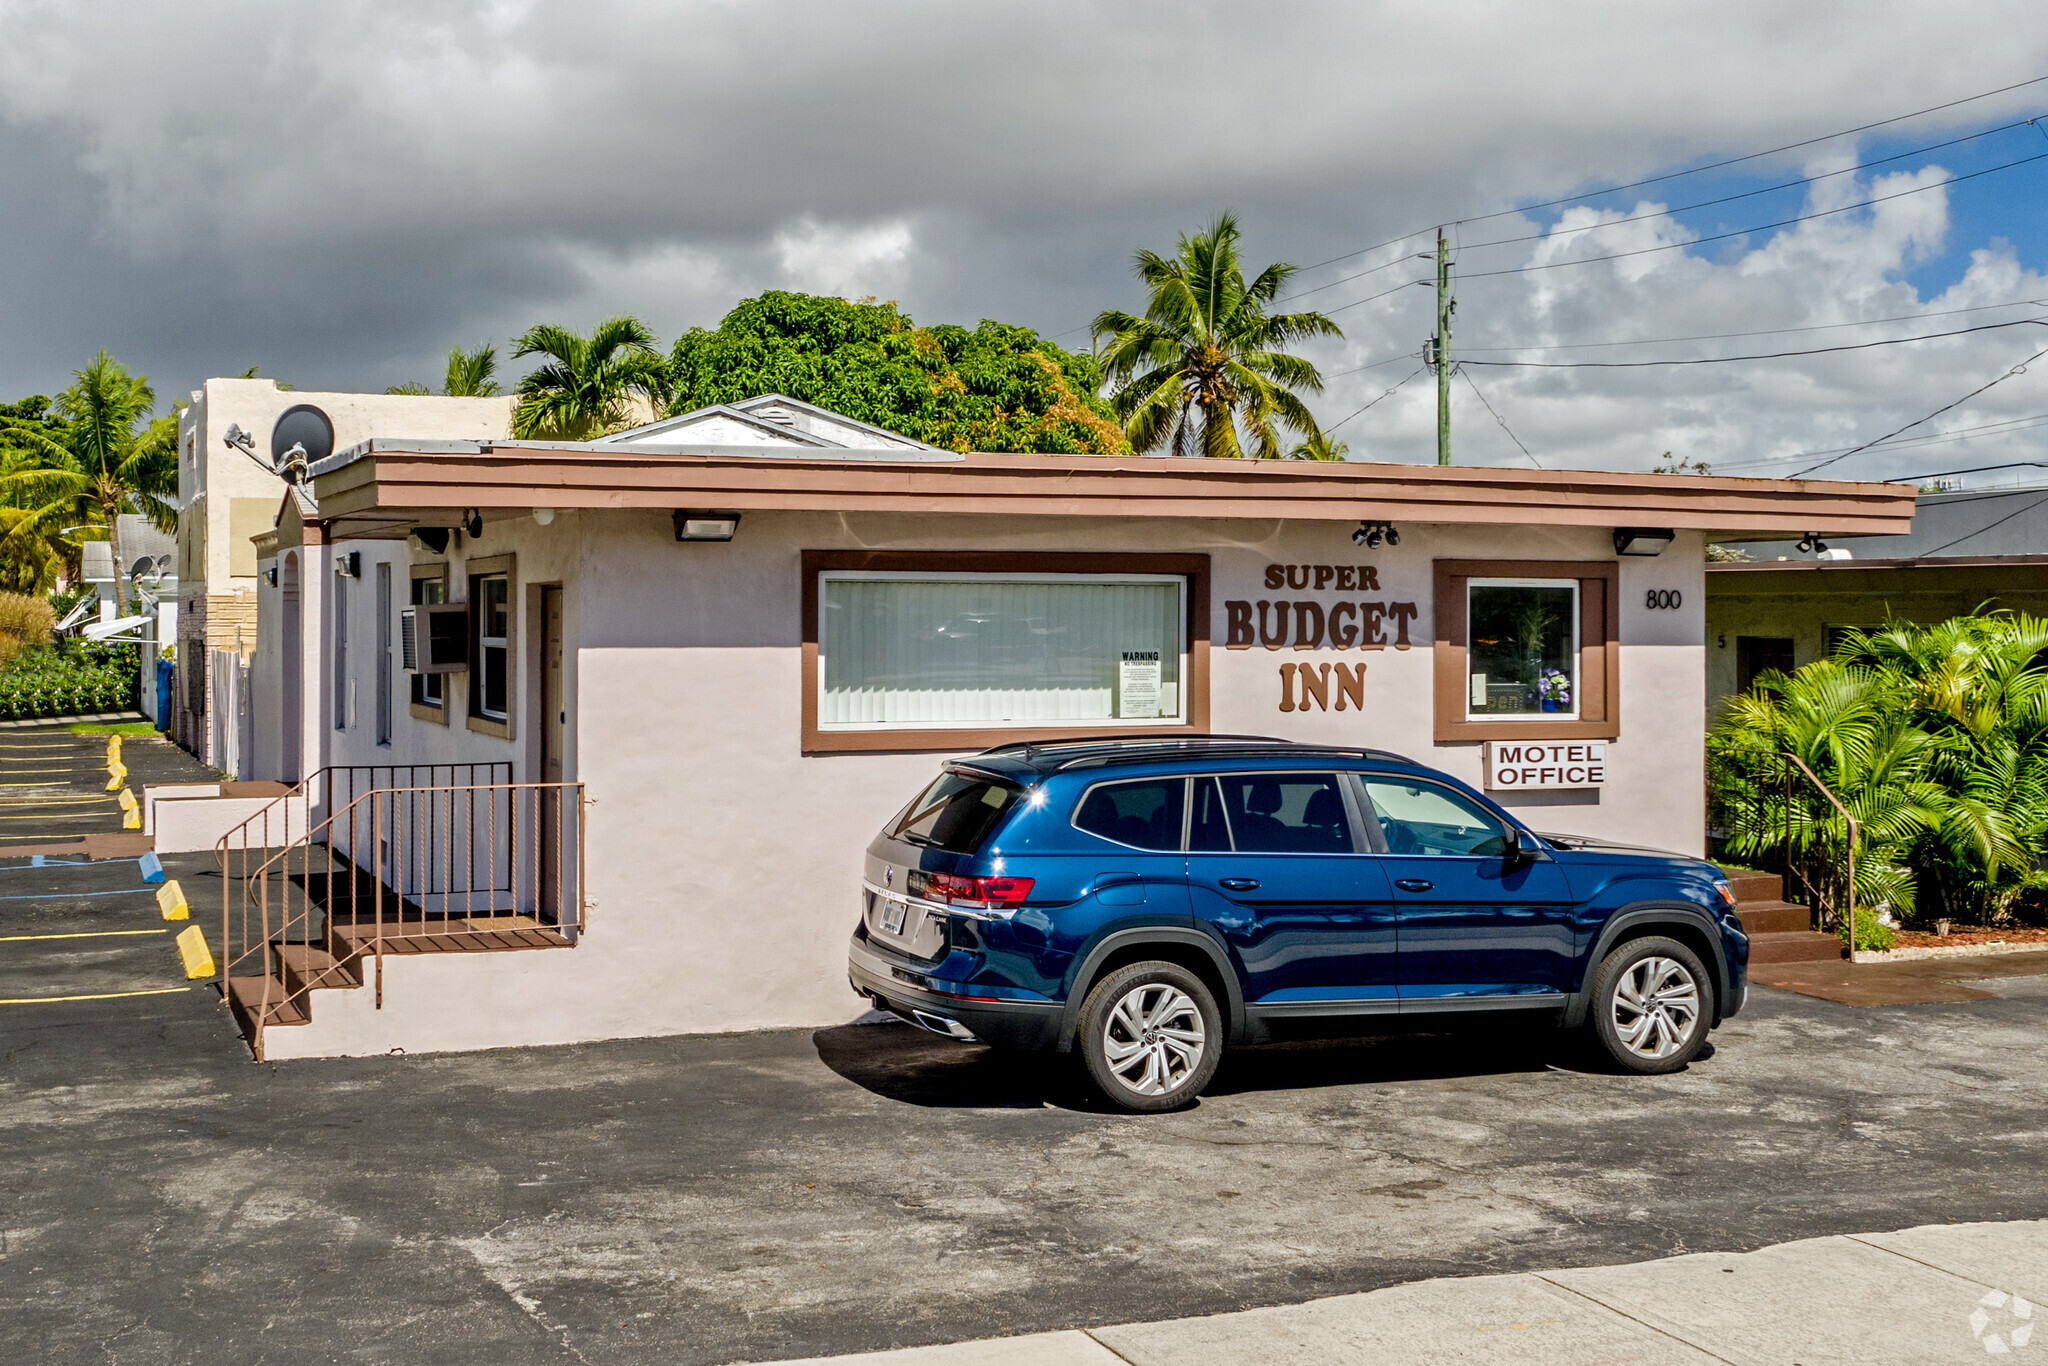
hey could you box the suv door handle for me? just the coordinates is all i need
[1217,878,1260,891]
[1394,878,1434,893]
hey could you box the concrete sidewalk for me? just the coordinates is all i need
[755,1219,2044,1366]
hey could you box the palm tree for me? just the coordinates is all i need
[1093,214,1342,459]
[389,343,504,398]
[1290,432,1349,461]
[511,318,668,440]
[443,343,501,397]
[1,352,176,609]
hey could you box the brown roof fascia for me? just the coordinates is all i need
[311,446,1917,537]
[1709,553,2048,573]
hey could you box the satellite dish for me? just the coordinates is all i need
[271,405,334,471]
[130,556,155,579]
[155,554,174,576]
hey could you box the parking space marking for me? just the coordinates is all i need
[0,929,169,942]
[0,986,192,1005]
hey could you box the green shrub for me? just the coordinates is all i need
[1847,908,1897,953]
[0,637,137,719]
[0,590,54,669]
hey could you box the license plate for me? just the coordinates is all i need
[878,897,909,935]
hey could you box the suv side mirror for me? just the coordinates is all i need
[1506,827,1545,865]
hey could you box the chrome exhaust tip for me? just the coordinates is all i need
[908,1009,978,1042]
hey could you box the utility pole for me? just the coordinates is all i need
[1433,228,1453,466]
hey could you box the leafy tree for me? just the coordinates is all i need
[1093,213,1341,458]
[0,396,79,592]
[0,352,176,609]
[512,317,668,440]
[388,343,502,398]
[665,292,1125,454]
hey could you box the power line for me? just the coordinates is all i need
[1913,489,2048,554]
[1460,317,2048,368]
[1713,413,2048,474]
[1894,458,2048,483]
[1325,350,1424,380]
[1456,296,2048,355]
[1791,341,2048,477]
[1453,149,2048,283]
[1458,368,1543,468]
[1281,73,2048,283]
[1326,367,1427,435]
[1281,118,2041,306]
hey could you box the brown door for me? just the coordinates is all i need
[539,588,565,923]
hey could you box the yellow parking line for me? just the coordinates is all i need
[0,987,191,1005]
[0,929,168,942]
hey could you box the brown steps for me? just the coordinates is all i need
[276,943,362,996]
[226,975,310,1033]
[1722,867,1845,965]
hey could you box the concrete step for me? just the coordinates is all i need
[1725,870,1784,904]
[1748,931,1847,966]
[274,943,360,998]
[1737,900,1812,935]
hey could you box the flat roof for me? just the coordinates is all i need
[1709,553,2048,573]
[303,440,1918,541]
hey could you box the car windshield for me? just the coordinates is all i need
[891,772,1021,853]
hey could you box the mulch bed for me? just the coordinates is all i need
[1893,926,2048,949]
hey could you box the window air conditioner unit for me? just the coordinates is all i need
[400,603,469,673]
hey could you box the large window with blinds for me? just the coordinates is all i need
[803,552,1210,753]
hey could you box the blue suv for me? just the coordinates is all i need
[848,737,1748,1112]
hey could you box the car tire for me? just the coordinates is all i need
[1077,961,1223,1113]
[1590,936,1713,1074]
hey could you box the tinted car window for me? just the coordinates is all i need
[1074,778,1186,851]
[1361,778,1509,857]
[892,772,1020,853]
[1188,776,1232,851]
[1213,774,1352,854]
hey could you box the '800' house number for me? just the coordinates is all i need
[1645,590,1683,609]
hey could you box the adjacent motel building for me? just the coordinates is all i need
[213,395,1914,1059]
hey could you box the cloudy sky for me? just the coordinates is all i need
[2,0,2046,484]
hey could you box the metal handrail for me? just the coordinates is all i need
[1778,750,1859,940]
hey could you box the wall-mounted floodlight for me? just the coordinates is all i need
[264,566,279,587]
[1613,527,1676,557]
[1351,519,1399,549]
[410,527,451,556]
[674,510,742,542]
[335,550,362,579]
[1794,532,1830,555]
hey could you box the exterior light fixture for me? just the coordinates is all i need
[335,550,362,579]
[461,508,484,538]
[532,508,556,527]
[1613,527,1676,557]
[674,510,742,542]
[1351,520,1399,549]
[1795,532,1829,555]
[264,565,278,587]
[410,527,451,555]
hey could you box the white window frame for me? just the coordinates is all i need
[816,570,1189,733]
[474,573,509,722]
[1465,576,1580,723]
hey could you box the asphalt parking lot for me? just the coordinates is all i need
[5,851,2048,1365]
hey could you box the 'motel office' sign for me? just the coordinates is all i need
[1484,741,1607,791]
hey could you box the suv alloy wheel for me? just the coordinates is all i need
[1590,935,1712,1073]
[1077,961,1222,1112]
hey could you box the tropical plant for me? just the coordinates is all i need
[511,317,668,440]
[666,292,1125,454]
[0,589,54,669]
[388,343,502,398]
[0,637,135,720]
[0,395,81,591]
[0,352,176,611]
[1709,612,2048,934]
[1289,431,1349,460]
[1092,213,1342,459]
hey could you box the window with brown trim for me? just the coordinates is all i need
[409,563,449,723]
[465,553,515,741]
[1432,559,1619,742]
[801,551,1210,755]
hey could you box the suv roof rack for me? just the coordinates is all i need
[971,735,1419,772]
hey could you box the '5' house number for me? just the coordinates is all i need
[1645,590,1683,610]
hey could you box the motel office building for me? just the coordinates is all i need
[232,415,1912,1059]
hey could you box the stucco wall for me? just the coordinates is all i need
[260,510,1707,1060]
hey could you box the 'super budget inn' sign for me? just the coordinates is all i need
[1484,742,1607,790]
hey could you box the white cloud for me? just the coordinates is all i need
[773,218,915,299]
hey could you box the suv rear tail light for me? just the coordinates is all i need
[916,872,1035,911]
